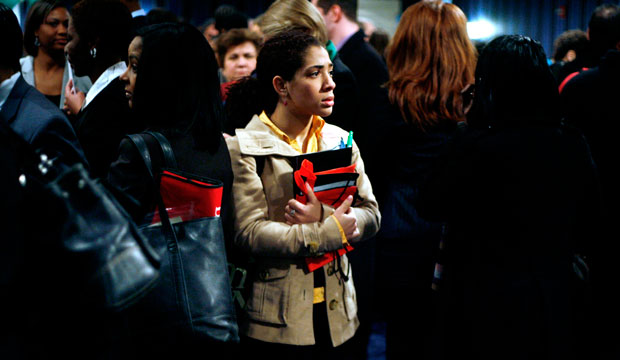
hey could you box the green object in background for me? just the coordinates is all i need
[1,0,37,9]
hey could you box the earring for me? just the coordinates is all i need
[34,36,40,47]
[90,47,97,58]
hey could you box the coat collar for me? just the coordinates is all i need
[235,114,331,157]
[0,75,29,125]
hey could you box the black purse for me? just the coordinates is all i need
[121,132,239,344]
[13,129,160,311]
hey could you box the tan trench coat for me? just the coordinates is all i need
[226,115,380,346]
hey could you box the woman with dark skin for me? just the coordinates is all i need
[107,22,234,357]
[21,0,91,108]
[64,0,139,178]
[418,35,600,360]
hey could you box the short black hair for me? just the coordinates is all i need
[0,3,23,72]
[133,23,224,152]
[588,3,620,58]
[145,7,179,25]
[24,0,67,56]
[316,0,357,22]
[214,5,248,32]
[469,35,560,129]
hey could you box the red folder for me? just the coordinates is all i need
[293,159,359,272]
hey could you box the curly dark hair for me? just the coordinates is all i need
[468,35,560,129]
[552,29,588,62]
[225,30,321,131]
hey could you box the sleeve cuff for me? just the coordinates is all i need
[330,214,349,245]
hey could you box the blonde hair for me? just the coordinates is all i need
[259,0,328,45]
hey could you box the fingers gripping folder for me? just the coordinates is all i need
[291,147,360,272]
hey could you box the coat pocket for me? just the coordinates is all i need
[245,265,291,325]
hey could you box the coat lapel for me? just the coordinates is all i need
[0,76,29,125]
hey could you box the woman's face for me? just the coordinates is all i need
[119,36,143,109]
[221,41,257,82]
[65,18,91,77]
[285,45,335,118]
[35,7,69,54]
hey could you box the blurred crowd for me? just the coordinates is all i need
[1,0,619,359]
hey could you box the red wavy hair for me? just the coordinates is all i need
[386,0,476,129]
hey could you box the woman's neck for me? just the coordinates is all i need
[34,48,65,72]
[270,103,314,146]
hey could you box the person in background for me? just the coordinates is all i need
[108,23,234,358]
[1,7,87,355]
[21,0,91,109]
[359,18,375,42]
[145,7,179,25]
[215,4,248,34]
[64,0,138,179]
[248,14,263,37]
[1,3,86,168]
[419,34,600,360]
[374,2,477,359]
[200,17,219,48]
[559,4,620,358]
[110,22,232,228]
[549,29,589,84]
[215,28,260,85]
[257,0,360,133]
[312,0,388,156]
[311,2,390,355]
[559,3,620,92]
[368,28,389,62]
[225,30,380,359]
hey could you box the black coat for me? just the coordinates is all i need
[337,29,389,173]
[72,77,140,179]
[560,49,620,359]
[418,123,600,360]
[1,75,86,166]
[324,54,359,133]
[108,130,234,237]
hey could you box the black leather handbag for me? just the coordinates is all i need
[14,130,160,311]
[122,132,239,344]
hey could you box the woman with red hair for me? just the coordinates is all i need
[372,1,477,359]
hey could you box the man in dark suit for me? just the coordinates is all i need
[0,4,86,167]
[312,2,390,358]
[313,0,389,173]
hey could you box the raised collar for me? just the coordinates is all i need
[235,114,330,157]
[0,72,20,112]
[83,61,126,110]
[259,111,325,154]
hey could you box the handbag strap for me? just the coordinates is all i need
[127,134,154,180]
[146,131,177,169]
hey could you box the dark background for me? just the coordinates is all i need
[11,0,620,62]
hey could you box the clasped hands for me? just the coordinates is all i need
[284,183,360,241]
